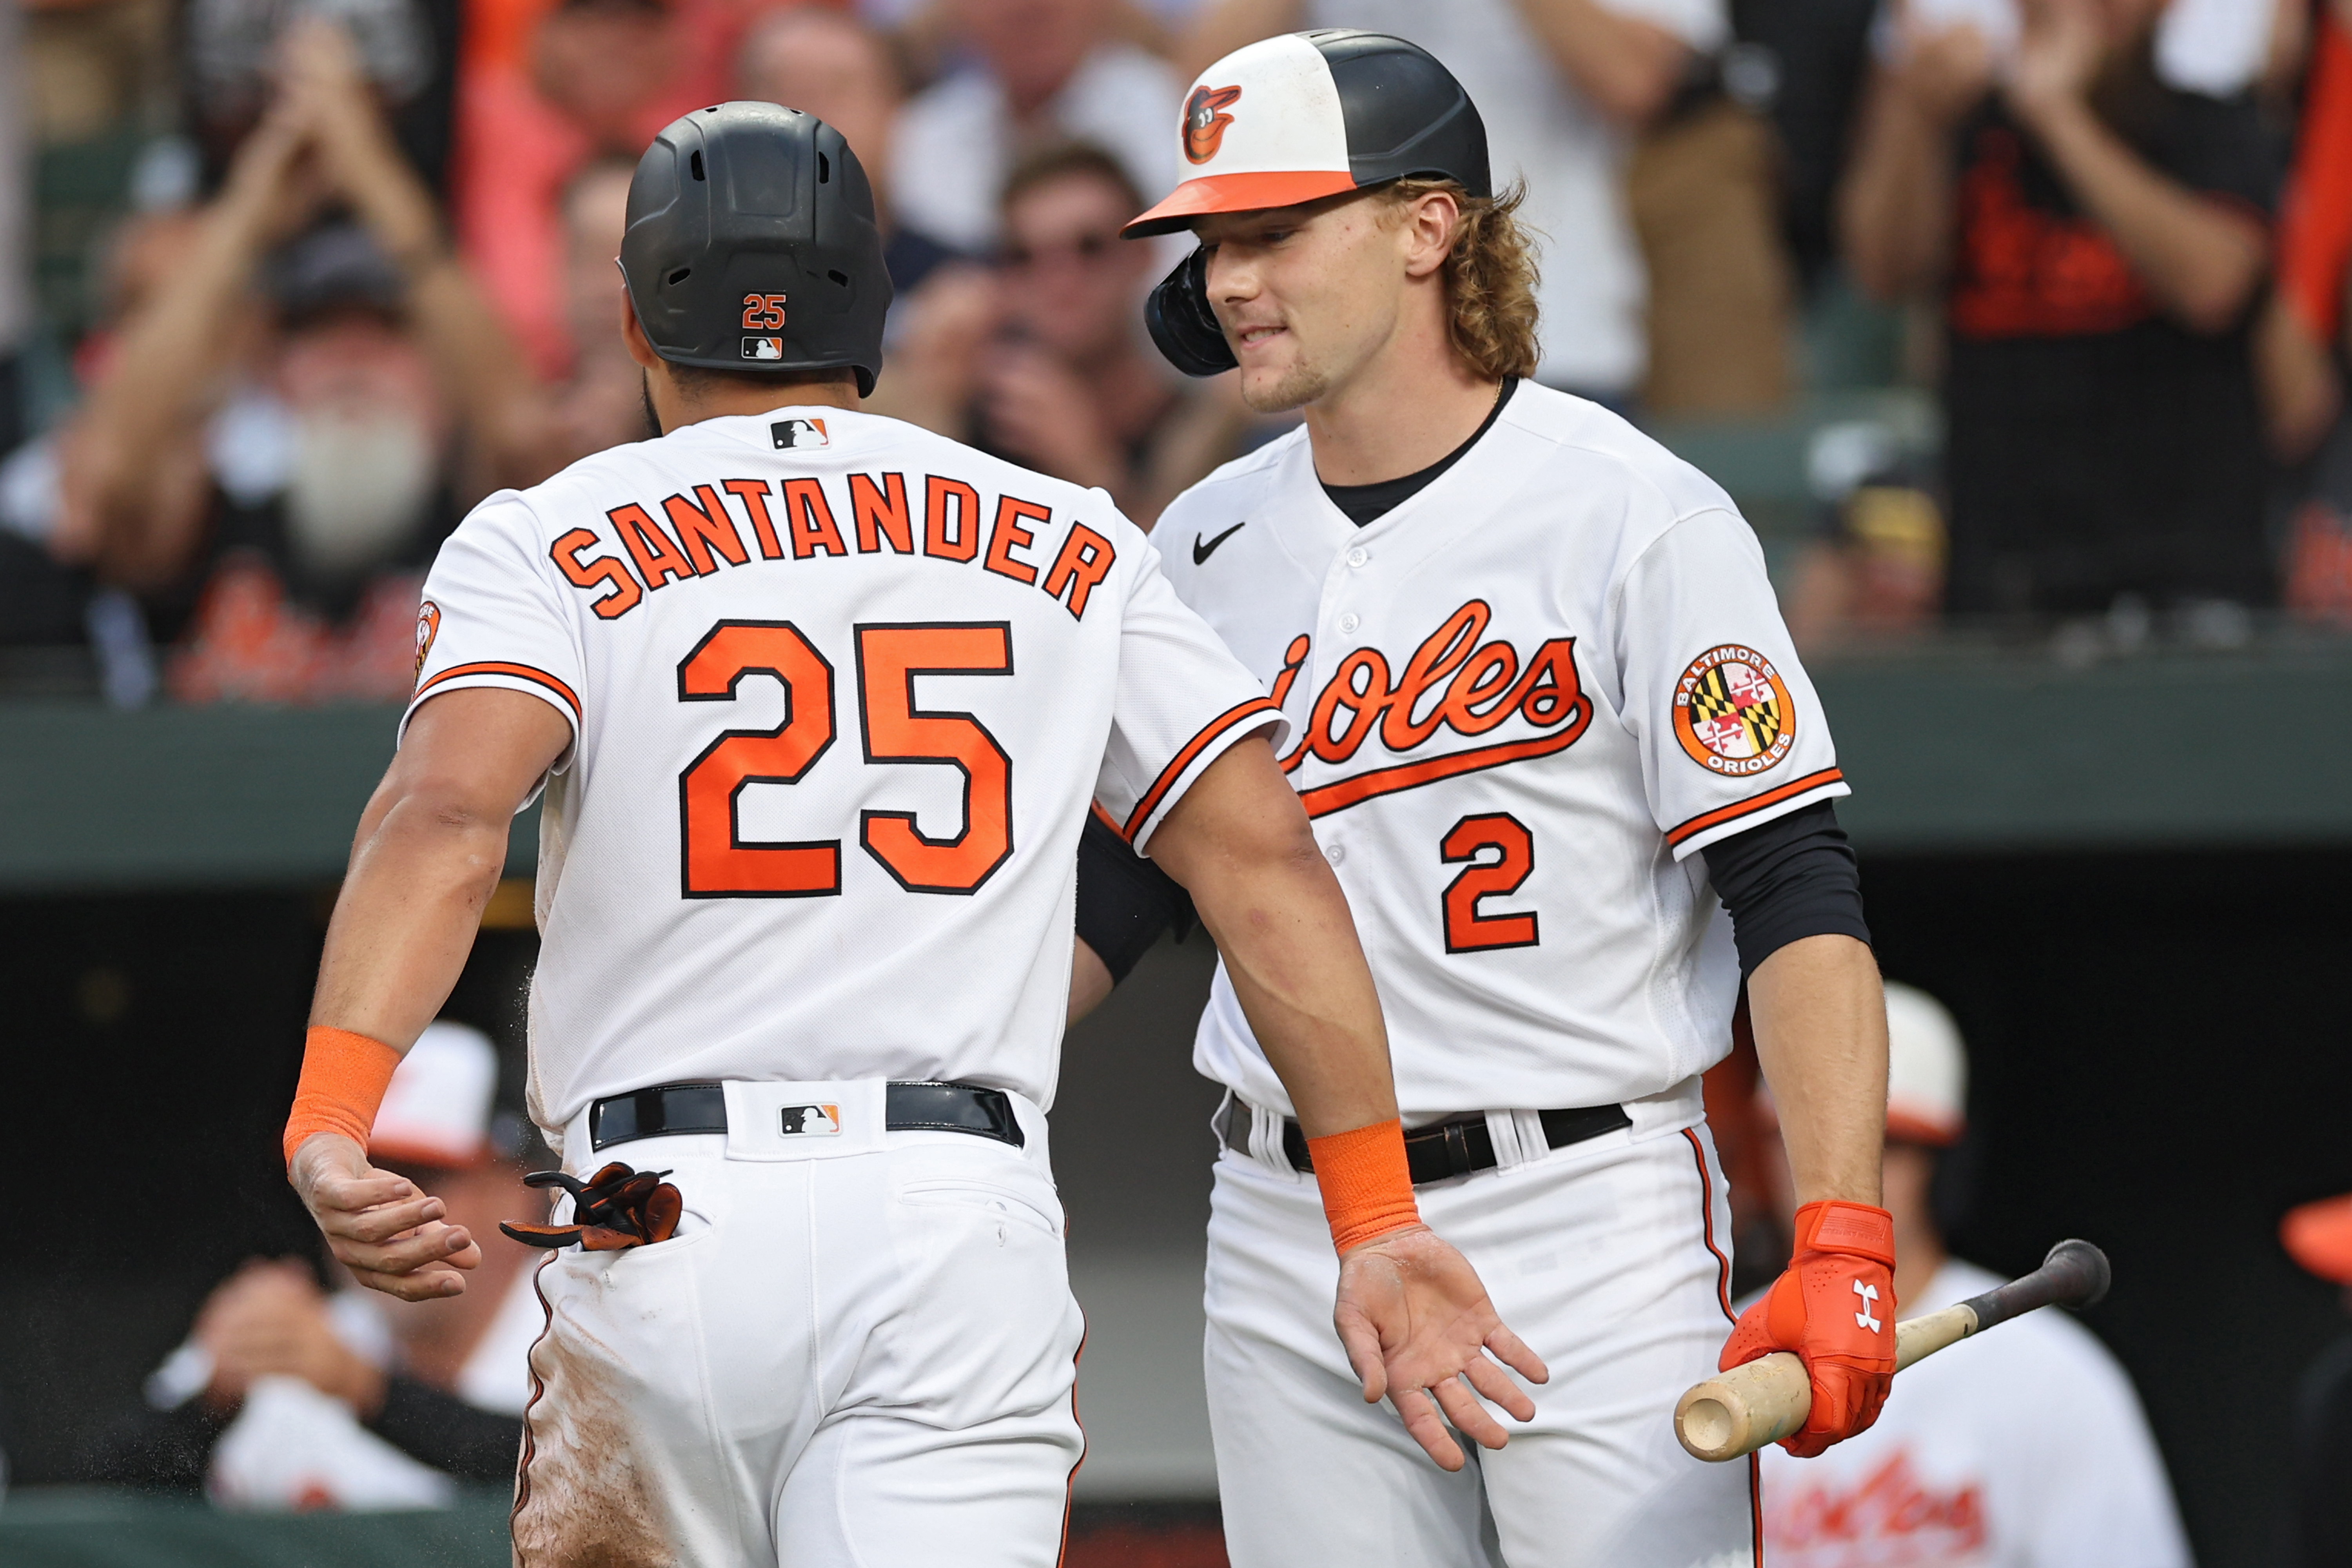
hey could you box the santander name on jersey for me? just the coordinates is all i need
[1155,383,1847,1118]
[405,409,1280,1138]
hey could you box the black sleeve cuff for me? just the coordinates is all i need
[1699,799,1871,977]
[1075,811,1196,982]
[365,1374,524,1485]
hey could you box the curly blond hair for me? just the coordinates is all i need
[1381,178,1542,382]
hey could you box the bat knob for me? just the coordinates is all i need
[2042,1238,2111,1309]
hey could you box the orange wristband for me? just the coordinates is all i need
[282,1026,403,1170]
[1305,1118,1422,1254]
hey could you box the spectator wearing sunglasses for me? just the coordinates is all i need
[886,142,1254,528]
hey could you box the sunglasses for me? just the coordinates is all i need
[1002,232,1117,269]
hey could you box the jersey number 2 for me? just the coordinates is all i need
[1439,813,1539,953]
[678,620,1013,898]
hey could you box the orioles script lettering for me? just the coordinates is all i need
[1278,600,1593,818]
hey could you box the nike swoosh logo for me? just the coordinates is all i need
[1192,521,1247,565]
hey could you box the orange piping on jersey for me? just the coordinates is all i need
[1089,800,1128,840]
[1664,767,1845,848]
[1684,1126,1763,1559]
[1296,715,1590,820]
[1122,697,1284,840]
[414,661,584,725]
[1052,1320,1088,1568]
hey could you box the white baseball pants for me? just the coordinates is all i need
[512,1080,1086,1568]
[1203,1080,1758,1568]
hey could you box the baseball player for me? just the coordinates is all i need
[1074,32,1896,1566]
[276,103,1539,1567]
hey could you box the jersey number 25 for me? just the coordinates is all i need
[677,619,1013,898]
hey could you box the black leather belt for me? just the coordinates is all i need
[1218,1095,1629,1186]
[589,1081,1025,1152]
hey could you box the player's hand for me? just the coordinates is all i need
[289,1132,480,1300]
[195,1258,387,1415]
[1333,1224,1548,1472]
[1717,1199,1896,1457]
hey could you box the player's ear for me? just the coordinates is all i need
[1399,189,1460,281]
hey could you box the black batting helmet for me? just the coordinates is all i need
[620,102,892,396]
[1123,31,1490,377]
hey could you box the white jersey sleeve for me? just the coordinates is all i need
[402,492,586,767]
[1613,506,1849,860]
[1093,536,1288,852]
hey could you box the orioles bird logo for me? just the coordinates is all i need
[1183,84,1243,164]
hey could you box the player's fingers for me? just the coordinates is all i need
[1334,1308,1389,1404]
[321,1194,446,1244]
[348,1261,468,1301]
[1429,1374,1512,1452]
[328,1221,474,1279]
[1392,1387,1466,1472]
[311,1172,419,1214]
[1460,1352,1537,1423]
[1484,1321,1549,1385]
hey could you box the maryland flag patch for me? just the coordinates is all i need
[413,600,441,689]
[1673,644,1795,777]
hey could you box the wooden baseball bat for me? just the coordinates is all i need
[1673,1238,2111,1463]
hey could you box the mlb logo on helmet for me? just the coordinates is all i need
[780,1103,843,1136]
[772,417,829,449]
[742,336,784,360]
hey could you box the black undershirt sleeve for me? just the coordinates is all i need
[1698,799,1872,976]
[1074,812,1196,982]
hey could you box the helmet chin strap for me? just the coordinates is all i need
[1146,247,1238,377]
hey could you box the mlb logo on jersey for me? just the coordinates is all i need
[742,336,784,361]
[780,1103,843,1137]
[772,417,830,449]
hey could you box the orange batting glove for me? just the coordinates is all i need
[1718,1199,1896,1457]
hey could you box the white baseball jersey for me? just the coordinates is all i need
[405,407,1280,1136]
[1759,1259,2192,1567]
[1153,382,1847,1119]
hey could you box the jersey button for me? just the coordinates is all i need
[1346,547,1368,568]
[1323,842,1345,866]
[1338,612,1360,633]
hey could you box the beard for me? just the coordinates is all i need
[283,409,438,579]
[640,371,664,438]
[1236,353,1329,416]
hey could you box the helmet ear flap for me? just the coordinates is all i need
[1145,247,1237,377]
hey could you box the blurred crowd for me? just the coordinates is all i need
[5,0,2352,699]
